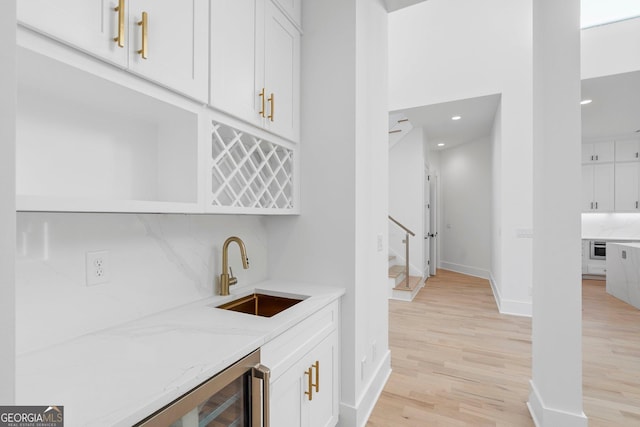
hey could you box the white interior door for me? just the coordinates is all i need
[429,174,438,276]
[423,169,431,278]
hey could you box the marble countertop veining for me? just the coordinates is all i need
[15,280,344,427]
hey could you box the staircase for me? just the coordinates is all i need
[388,255,423,301]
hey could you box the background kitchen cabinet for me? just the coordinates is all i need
[582,141,615,163]
[582,164,614,212]
[615,139,640,162]
[210,0,300,142]
[615,162,640,211]
[18,0,209,102]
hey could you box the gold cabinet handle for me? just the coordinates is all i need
[268,92,275,122]
[137,11,148,59]
[312,361,319,393]
[113,0,125,47]
[259,88,266,118]
[304,366,313,401]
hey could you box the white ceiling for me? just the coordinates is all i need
[385,0,428,13]
[400,94,501,151]
[390,70,640,151]
[581,70,640,140]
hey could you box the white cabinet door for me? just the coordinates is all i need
[593,163,615,211]
[583,164,614,212]
[263,0,301,142]
[271,0,302,28]
[270,331,338,427]
[128,0,208,102]
[615,163,640,211]
[17,0,127,67]
[271,361,304,427]
[210,0,264,127]
[304,332,339,427]
[615,139,640,162]
[582,141,614,163]
[582,165,595,212]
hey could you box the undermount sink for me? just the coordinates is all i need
[217,292,305,317]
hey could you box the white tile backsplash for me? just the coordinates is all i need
[582,213,640,240]
[16,212,269,354]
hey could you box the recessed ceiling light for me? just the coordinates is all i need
[580,99,593,105]
[437,143,445,147]
[451,116,462,121]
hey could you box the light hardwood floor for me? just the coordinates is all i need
[366,270,640,426]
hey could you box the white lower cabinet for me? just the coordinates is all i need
[262,301,339,427]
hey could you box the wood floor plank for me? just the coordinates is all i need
[367,270,640,426]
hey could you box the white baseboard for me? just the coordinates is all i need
[489,273,532,317]
[440,261,490,280]
[338,350,391,427]
[528,380,588,427]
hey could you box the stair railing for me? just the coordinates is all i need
[388,215,415,288]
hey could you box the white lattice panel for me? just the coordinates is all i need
[211,122,294,209]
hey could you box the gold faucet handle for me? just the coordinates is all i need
[229,267,238,286]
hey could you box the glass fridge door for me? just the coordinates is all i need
[170,374,250,427]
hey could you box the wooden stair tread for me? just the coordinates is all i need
[388,265,405,278]
[393,275,422,291]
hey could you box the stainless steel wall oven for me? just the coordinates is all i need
[590,241,607,260]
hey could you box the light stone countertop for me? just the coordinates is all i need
[15,280,344,427]
[582,237,640,241]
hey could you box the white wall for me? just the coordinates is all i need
[15,213,269,354]
[388,127,424,277]
[0,0,16,405]
[267,0,390,425]
[491,101,503,300]
[582,17,640,80]
[529,0,586,424]
[389,0,533,315]
[439,137,492,278]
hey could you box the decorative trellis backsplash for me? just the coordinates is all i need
[211,121,294,209]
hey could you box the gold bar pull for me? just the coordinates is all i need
[259,88,266,118]
[113,0,125,47]
[268,92,275,122]
[304,366,313,401]
[312,361,319,393]
[137,11,148,59]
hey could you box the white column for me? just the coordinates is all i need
[0,0,16,404]
[529,0,587,426]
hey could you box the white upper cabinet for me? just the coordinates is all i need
[263,0,300,142]
[615,139,640,162]
[18,0,209,102]
[210,0,264,128]
[17,0,128,67]
[582,141,615,163]
[615,163,640,211]
[210,0,300,142]
[127,0,209,101]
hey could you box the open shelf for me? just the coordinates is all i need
[16,46,201,213]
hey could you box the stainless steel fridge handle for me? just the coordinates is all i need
[252,364,271,427]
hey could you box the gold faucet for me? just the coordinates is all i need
[219,236,250,296]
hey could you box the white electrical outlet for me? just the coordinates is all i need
[86,250,109,286]
[361,356,367,381]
